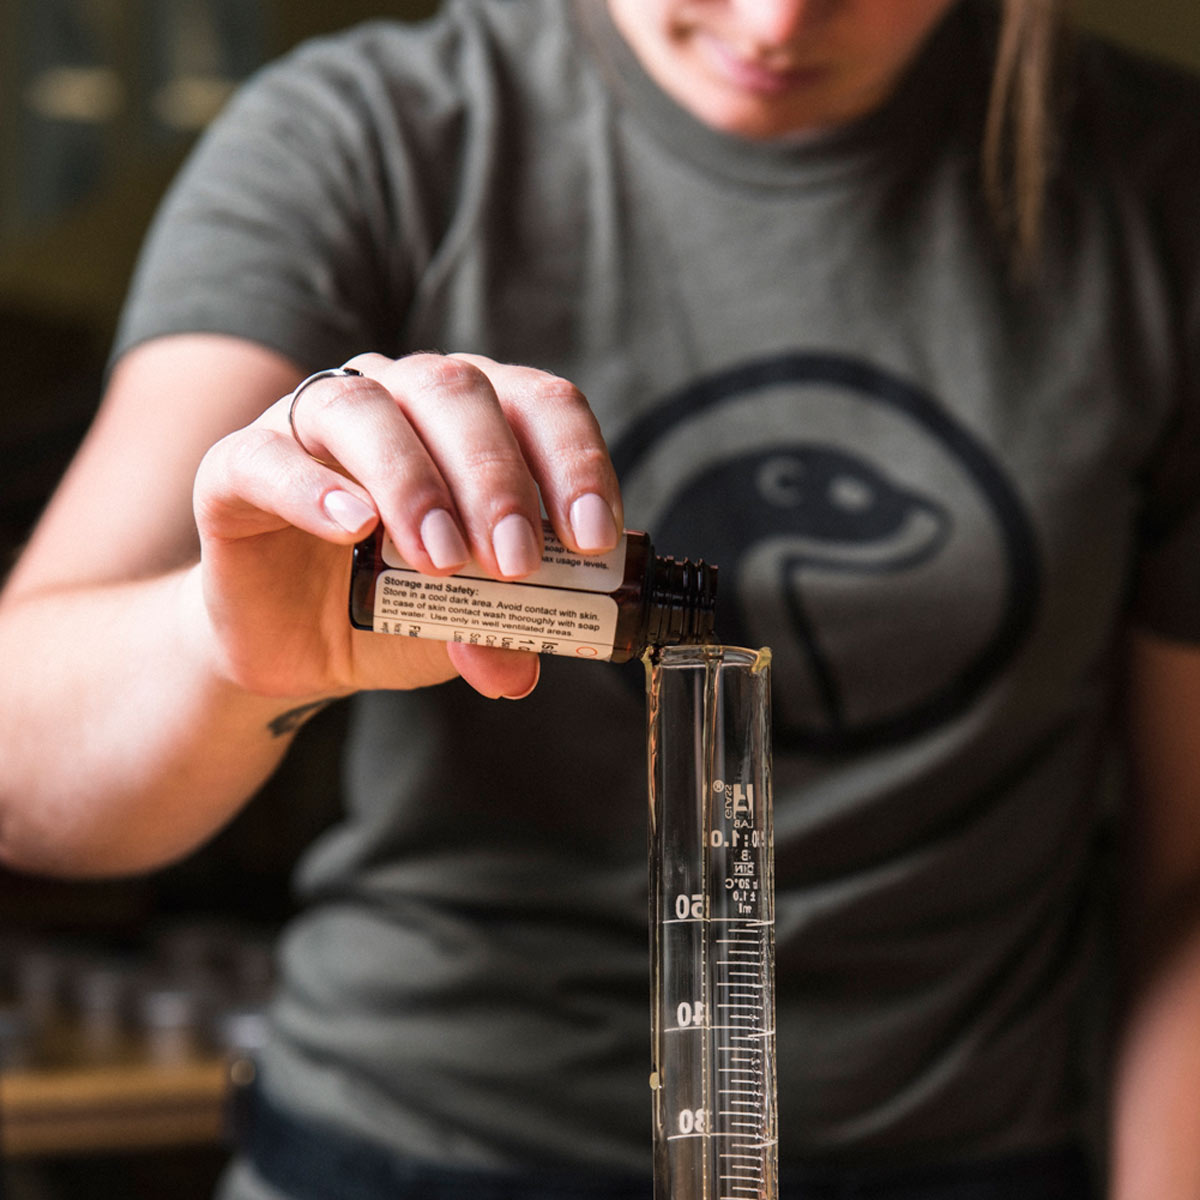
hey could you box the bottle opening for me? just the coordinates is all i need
[645,555,718,649]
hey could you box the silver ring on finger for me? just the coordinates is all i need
[287,367,364,462]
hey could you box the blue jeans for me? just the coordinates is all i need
[235,1082,1096,1200]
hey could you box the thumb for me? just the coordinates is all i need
[446,641,541,700]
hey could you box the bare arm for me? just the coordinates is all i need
[1110,631,1200,1198]
[0,335,307,876]
[0,335,620,878]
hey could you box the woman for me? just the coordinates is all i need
[2,1,1199,1196]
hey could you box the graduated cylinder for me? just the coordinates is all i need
[646,645,776,1200]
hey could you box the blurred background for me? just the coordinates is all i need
[1,0,1198,1197]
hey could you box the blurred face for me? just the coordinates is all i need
[607,0,961,138]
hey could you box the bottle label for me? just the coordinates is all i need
[370,531,625,659]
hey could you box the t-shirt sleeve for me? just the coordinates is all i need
[111,22,459,372]
[1133,494,1200,641]
[1126,103,1200,642]
[1129,393,1200,641]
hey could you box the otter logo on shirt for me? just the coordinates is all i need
[610,353,1039,755]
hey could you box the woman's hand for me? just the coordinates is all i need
[0,337,623,872]
[191,351,623,703]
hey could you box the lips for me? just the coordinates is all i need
[697,32,827,96]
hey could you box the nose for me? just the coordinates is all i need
[728,0,831,46]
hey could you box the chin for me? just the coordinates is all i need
[704,103,823,140]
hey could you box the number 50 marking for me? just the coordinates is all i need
[674,893,703,920]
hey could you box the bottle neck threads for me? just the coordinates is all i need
[644,555,718,649]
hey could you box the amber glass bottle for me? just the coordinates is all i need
[348,523,716,663]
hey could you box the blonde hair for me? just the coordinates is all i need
[983,0,1068,271]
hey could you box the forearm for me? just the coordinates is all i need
[1112,633,1200,1197]
[0,343,590,873]
[0,566,330,877]
[1110,918,1200,1198]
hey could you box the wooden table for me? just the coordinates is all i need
[1,1056,234,1157]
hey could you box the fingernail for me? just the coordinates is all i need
[492,513,541,577]
[569,493,618,552]
[502,659,541,701]
[421,508,469,570]
[324,489,376,534]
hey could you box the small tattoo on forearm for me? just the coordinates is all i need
[268,700,331,738]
